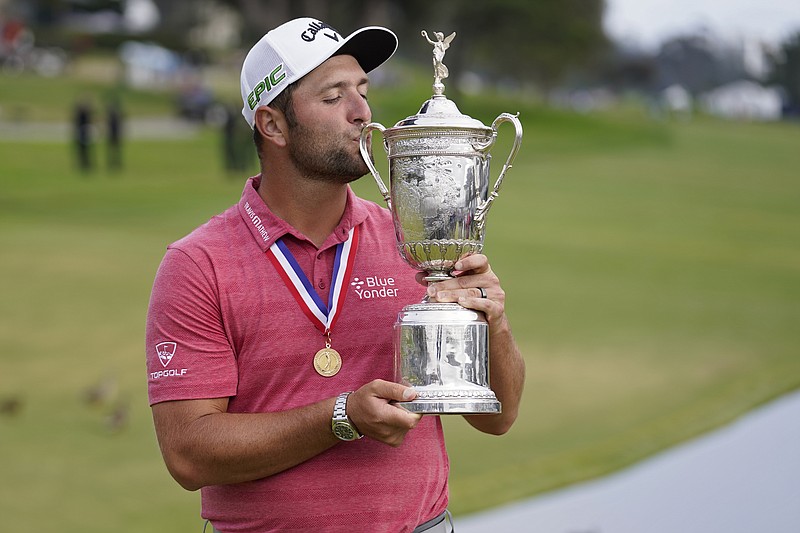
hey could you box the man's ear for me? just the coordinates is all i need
[254,106,288,148]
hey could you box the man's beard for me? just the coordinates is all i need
[287,121,368,184]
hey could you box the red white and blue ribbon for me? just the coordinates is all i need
[266,226,360,335]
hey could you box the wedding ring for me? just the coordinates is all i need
[477,287,487,299]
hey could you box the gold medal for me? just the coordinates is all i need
[313,347,342,377]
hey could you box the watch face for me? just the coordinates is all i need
[333,422,356,441]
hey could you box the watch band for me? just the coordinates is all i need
[333,391,350,420]
[332,391,363,441]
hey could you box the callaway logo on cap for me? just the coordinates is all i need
[240,17,398,128]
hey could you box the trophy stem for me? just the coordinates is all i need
[423,272,454,283]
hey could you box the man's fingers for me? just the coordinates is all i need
[347,380,422,446]
[453,253,490,274]
[367,379,417,402]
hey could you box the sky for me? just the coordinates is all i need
[604,0,800,50]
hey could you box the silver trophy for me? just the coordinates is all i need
[360,30,523,414]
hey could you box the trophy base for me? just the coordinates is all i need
[394,302,500,415]
[397,396,501,415]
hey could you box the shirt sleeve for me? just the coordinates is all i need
[145,246,238,405]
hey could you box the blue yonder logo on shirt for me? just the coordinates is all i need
[351,276,399,300]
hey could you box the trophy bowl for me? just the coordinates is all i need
[359,30,522,414]
[362,97,521,282]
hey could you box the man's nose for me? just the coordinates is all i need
[349,93,371,125]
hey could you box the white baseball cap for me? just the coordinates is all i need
[240,17,398,128]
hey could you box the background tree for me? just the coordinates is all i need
[400,0,609,92]
[769,30,800,114]
[13,0,610,93]
[224,0,609,92]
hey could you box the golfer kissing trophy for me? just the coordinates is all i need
[360,30,523,414]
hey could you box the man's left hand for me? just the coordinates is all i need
[416,254,506,329]
[416,253,524,435]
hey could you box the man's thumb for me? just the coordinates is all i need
[401,386,417,401]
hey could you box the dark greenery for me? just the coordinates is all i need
[769,30,800,112]
[405,0,609,89]
[15,0,609,89]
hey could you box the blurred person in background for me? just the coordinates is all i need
[145,17,525,533]
[73,97,93,172]
[106,97,123,171]
[220,102,253,176]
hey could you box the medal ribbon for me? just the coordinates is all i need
[266,226,359,335]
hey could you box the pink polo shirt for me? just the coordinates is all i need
[145,176,448,533]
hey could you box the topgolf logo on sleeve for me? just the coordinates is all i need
[151,341,187,380]
[155,341,177,367]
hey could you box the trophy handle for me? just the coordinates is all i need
[474,113,523,236]
[359,122,391,208]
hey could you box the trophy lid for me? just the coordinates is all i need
[395,95,489,130]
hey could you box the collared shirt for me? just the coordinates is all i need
[146,176,448,533]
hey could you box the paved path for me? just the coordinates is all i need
[456,390,800,533]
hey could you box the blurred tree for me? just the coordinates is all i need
[600,48,659,94]
[14,0,610,92]
[654,33,754,95]
[400,0,610,92]
[654,35,722,95]
[227,0,392,43]
[227,0,608,91]
[769,30,800,114]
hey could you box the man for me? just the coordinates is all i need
[146,17,525,533]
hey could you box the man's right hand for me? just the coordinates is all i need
[346,380,422,447]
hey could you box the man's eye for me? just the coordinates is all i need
[324,96,342,104]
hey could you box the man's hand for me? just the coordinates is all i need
[415,253,525,435]
[417,254,508,331]
[347,380,422,447]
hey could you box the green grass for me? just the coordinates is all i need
[0,69,177,123]
[1,71,799,531]
[440,116,800,512]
